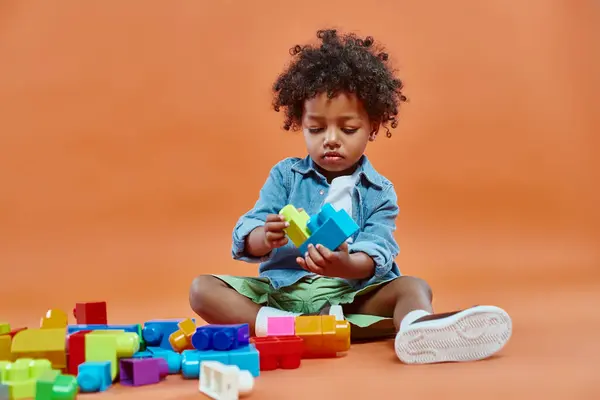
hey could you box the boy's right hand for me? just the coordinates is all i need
[246,209,303,257]
[262,214,290,249]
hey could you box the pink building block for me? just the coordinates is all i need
[267,316,295,336]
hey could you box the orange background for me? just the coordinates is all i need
[0,1,598,398]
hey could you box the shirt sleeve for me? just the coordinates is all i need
[348,184,400,279]
[231,160,291,263]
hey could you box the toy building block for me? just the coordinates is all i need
[40,310,68,329]
[251,336,303,370]
[199,361,254,400]
[142,319,194,350]
[73,302,107,325]
[119,358,168,386]
[181,349,229,379]
[77,361,111,393]
[181,343,260,380]
[66,330,91,375]
[6,329,26,339]
[0,358,53,399]
[227,344,260,378]
[67,323,139,335]
[267,316,295,336]
[298,203,359,254]
[279,204,311,247]
[84,330,140,380]
[11,328,67,370]
[0,335,11,362]
[0,381,7,400]
[33,369,60,399]
[35,371,78,400]
[168,318,196,352]
[145,347,182,374]
[294,315,350,358]
[0,324,9,336]
[192,324,250,351]
[132,350,153,359]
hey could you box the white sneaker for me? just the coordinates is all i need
[394,305,512,364]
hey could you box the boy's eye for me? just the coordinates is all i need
[308,127,324,134]
[342,128,358,134]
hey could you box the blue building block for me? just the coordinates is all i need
[132,350,153,359]
[77,361,112,393]
[142,319,195,350]
[180,349,229,379]
[298,203,359,254]
[67,324,140,335]
[0,383,8,400]
[192,323,250,351]
[228,344,260,377]
[146,347,182,374]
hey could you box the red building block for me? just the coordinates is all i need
[67,330,91,375]
[251,335,303,370]
[73,302,107,325]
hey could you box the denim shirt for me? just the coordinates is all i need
[231,155,402,290]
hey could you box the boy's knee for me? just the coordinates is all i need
[189,275,226,314]
[393,276,433,302]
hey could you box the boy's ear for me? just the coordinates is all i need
[369,123,380,141]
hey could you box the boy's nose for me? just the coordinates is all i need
[323,129,341,148]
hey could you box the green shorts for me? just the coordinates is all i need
[213,274,398,341]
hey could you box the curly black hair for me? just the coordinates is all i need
[272,29,407,138]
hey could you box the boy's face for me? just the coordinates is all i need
[302,92,377,179]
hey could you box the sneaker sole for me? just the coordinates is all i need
[394,305,512,364]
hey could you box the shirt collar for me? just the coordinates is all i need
[291,154,384,189]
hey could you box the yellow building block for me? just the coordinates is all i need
[11,328,66,370]
[294,316,323,354]
[0,335,12,361]
[40,309,68,329]
[279,204,311,247]
[169,318,196,352]
[295,315,350,357]
[0,324,9,335]
[320,315,351,353]
[85,331,139,380]
[0,358,53,399]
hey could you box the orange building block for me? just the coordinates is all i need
[294,315,350,358]
[10,328,67,370]
[168,318,196,352]
[40,309,68,329]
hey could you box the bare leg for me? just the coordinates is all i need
[189,275,261,335]
[343,276,433,331]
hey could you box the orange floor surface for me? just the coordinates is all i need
[1,0,599,399]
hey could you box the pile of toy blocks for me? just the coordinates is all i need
[0,301,351,399]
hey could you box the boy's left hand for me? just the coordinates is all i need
[296,242,352,278]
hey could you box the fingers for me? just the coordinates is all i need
[306,244,325,266]
[265,214,289,233]
[304,254,325,275]
[315,244,335,261]
[265,230,286,241]
[337,241,349,253]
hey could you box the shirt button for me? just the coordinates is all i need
[319,190,324,195]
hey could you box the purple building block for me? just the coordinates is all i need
[192,324,250,351]
[119,358,168,386]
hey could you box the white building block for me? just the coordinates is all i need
[199,361,254,400]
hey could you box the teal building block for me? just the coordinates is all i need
[228,344,260,377]
[181,349,228,379]
[298,203,359,254]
